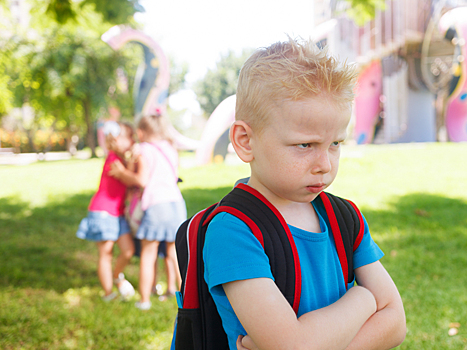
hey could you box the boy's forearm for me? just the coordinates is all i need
[344,262,406,350]
[226,279,376,350]
[295,285,377,349]
[345,300,406,350]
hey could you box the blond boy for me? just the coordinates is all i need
[201,38,406,350]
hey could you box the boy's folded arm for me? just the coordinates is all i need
[224,277,376,350]
[345,261,406,350]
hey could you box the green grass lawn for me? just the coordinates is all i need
[1,143,467,349]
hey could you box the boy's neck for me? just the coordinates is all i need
[246,180,321,232]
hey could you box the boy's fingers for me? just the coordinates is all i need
[236,335,257,350]
[242,335,258,350]
[237,335,252,350]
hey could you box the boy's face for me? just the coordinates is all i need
[248,96,351,206]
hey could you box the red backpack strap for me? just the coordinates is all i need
[175,203,230,349]
[346,199,365,251]
[317,192,365,288]
[181,206,214,309]
[319,192,350,287]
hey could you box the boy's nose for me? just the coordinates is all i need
[311,151,332,174]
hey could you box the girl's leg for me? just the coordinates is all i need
[113,233,135,279]
[96,240,115,296]
[139,239,159,303]
[165,241,181,295]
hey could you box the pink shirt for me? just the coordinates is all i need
[88,151,127,216]
[140,141,183,210]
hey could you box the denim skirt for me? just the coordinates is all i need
[76,211,131,242]
[135,200,187,242]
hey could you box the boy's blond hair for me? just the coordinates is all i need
[236,37,358,132]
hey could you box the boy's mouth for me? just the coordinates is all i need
[306,183,326,193]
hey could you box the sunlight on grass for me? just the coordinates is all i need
[0,158,103,207]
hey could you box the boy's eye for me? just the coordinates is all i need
[297,143,311,148]
[331,141,341,147]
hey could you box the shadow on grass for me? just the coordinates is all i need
[0,186,235,294]
[360,193,467,347]
[181,186,234,217]
[0,193,98,293]
[362,192,467,270]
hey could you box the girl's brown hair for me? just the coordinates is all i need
[137,112,174,144]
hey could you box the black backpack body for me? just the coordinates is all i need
[174,183,364,350]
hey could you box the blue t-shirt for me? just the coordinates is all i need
[202,200,384,350]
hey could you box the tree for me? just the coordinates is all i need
[168,57,189,96]
[341,0,386,26]
[4,2,141,156]
[195,49,253,116]
[44,0,143,25]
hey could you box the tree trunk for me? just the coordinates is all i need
[83,97,97,158]
[25,128,37,153]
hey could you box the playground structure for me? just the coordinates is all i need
[101,26,199,151]
[97,2,467,166]
[437,6,467,142]
[195,95,236,165]
[316,0,467,144]
[194,0,467,164]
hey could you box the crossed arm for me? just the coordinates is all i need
[225,261,406,350]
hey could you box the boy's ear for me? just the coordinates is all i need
[230,120,254,163]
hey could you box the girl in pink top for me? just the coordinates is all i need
[110,112,187,310]
[76,121,136,301]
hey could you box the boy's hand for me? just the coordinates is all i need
[109,160,125,179]
[237,335,257,350]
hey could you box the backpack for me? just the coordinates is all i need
[173,183,364,350]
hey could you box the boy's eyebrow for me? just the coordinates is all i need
[291,131,348,143]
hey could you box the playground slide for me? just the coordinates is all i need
[195,95,236,165]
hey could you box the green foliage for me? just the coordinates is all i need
[195,49,253,116]
[343,0,386,26]
[168,57,189,96]
[2,2,141,153]
[44,0,143,25]
[0,64,13,115]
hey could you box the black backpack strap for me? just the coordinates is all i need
[203,183,302,314]
[315,192,365,287]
